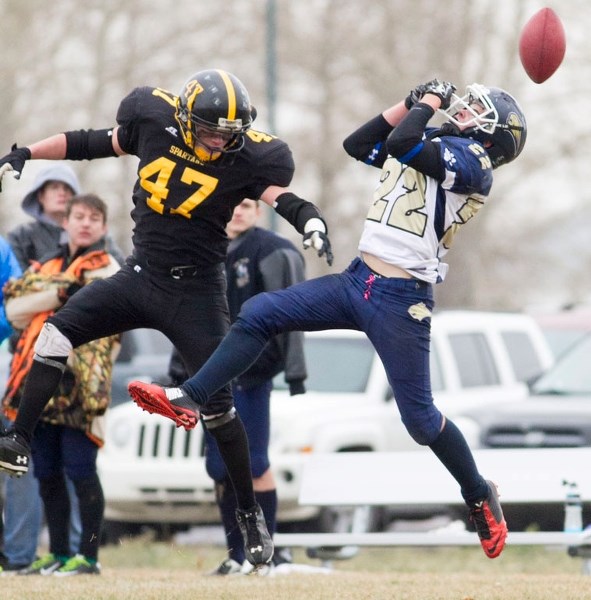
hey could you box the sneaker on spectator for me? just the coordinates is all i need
[0,562,31,576]
[207,558,243,576]
[53,555,101,576]
[17,553,65,575]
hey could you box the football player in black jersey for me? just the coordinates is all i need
[0,69,333,569]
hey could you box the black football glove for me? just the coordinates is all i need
[421,79,456,110]
[302,218,334,266]
[404,83,429,110]
[0,144,31,192]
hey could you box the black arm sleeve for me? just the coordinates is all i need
[386,103,444,180]
[274,192,325,234]
[343,114,393,162]
[64,128,118,160]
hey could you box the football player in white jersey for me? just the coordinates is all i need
[128,79,527,560]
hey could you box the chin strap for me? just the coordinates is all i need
[427,122,462,140]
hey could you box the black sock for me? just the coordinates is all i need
[38,473,71,558]
[14,358,67,443]
[73,473,104,561]
[428,419,488,505]
[207,415,256,510]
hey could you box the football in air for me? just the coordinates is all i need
[519,8,566,83]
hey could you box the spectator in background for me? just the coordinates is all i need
[2,165,124,575]
[0,237,21,570]
[168,199,306,575]
[1,164,90,574]
[3,193,120,576]
[7,163,125,269]
[0,238,21,343]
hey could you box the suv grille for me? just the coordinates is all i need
[484,426,587,448]
[137,422,205,459]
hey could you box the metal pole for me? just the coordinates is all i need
[266,0,278,230]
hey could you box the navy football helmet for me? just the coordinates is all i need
[175,69,255,161]
[441,84,527,169]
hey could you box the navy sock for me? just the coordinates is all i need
[217,480,244,564]
[428,419,488,505]
[255,489,278,537]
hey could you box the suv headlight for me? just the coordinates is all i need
[108,418,133,448]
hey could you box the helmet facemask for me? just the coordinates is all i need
[439,84,499,136]
[174,69,254,163]
[176,107,247,162]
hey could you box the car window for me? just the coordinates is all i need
[500,330,544,382]
[542,330,588,359]
[273,336,375,393]
[532,334,591,395]
[117,329,172,362]
[110,329,173,407]
[448,332,500,388]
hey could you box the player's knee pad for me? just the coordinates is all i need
[34,323,73,358]
[203,407,237,433]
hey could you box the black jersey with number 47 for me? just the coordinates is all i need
[115,86,295,268]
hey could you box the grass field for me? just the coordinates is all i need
[2,535,590,600]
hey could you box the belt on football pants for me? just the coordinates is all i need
[130,253,221,280]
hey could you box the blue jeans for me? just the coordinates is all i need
[2,461,81,565]
[2,468,42,566]
[2,417,82,566]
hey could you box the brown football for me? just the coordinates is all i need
[519,8,566,84]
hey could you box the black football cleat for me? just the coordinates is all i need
[235,504,274,568]
[0,430,30,477]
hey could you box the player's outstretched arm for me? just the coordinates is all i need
[0,128,125,192]
[260,186,334,266]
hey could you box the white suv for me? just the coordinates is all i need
[98,310,553,534]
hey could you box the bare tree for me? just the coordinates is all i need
[0,0,588,309]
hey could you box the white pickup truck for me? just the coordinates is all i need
[97,310,553,538]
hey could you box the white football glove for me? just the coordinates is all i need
[303,218,334,266]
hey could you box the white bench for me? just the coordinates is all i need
[274,448,591,564]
